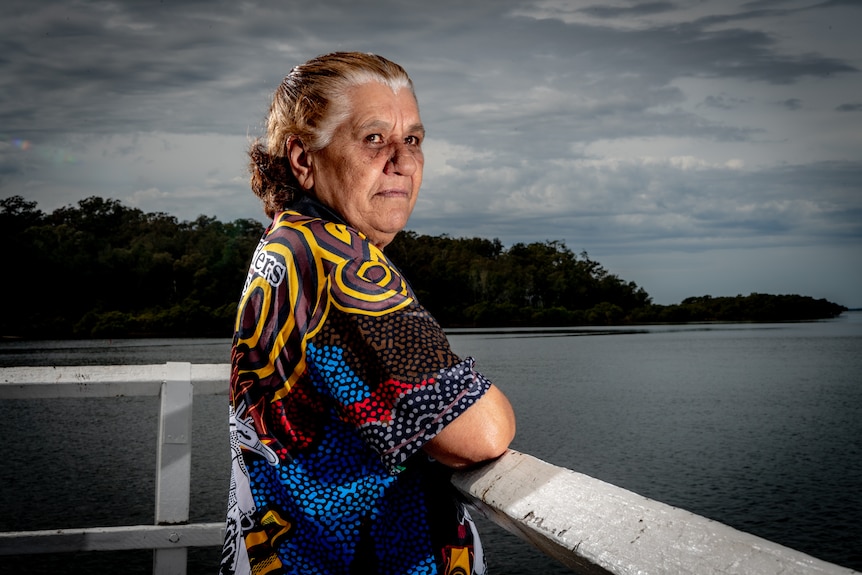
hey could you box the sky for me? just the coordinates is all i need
[2,0,861,307]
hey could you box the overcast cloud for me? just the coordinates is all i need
[2,0,860,306]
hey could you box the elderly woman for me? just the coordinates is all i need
[221,52,515,575]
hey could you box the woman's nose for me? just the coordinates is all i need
[385,144,418,176]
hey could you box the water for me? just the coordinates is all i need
[1,313,860,573]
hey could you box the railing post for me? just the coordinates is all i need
[153,362,193,575]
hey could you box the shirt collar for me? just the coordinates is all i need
[288,194,348,226]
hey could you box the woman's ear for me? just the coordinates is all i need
[287,136,314,190]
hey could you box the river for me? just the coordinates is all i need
[1,312,860,573]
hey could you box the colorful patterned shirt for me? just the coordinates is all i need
[221,201,491,575]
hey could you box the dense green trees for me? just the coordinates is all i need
[1,196,264,338]
[0,196,847,339]
[386,232,652,327]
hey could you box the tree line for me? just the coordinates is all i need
[386,232,847,326]
[0,196,847,339]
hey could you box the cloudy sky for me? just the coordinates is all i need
[2,0,860,307]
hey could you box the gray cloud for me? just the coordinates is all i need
[702,94,748,110]
[578,2,678,18]
[1,0,860,306]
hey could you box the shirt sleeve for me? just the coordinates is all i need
[306,256,493,474]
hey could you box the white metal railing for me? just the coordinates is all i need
[0,363,858,575]
[0,362,227,574]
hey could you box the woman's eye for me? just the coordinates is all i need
[366,134,383,143]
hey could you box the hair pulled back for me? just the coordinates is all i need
[249,52,415,218]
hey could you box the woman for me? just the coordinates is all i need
[221,52,516,575]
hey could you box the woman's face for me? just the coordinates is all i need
[301,81,425,248]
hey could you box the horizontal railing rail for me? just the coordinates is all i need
[0,363,857,574]
[452,451,857,575]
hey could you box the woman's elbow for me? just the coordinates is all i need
[438,426,513,470]
[472,416,516,462]
[479,399,516,458]
[423,385,516,468]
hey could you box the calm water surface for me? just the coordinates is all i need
[1,312,860,573]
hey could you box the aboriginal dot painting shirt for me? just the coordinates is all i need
[220,199,491,575]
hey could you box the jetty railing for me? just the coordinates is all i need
[0,362,226,574]
[0,362,857,575]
